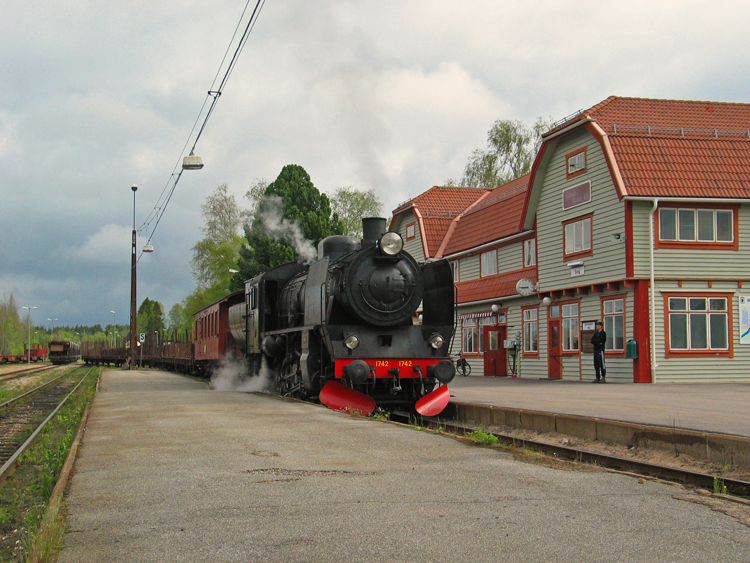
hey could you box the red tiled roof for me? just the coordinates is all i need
[456,267,537,304]
[549,97,750,199]
[441,175,530,256]
[393,186,487,257]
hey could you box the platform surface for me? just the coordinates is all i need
[58,369,750,562]
[448,376,750,437]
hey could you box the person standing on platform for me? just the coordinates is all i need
[591,321,607,383]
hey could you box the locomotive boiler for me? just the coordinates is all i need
[229,217,456,415]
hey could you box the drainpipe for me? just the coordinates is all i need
[649,198,659,382]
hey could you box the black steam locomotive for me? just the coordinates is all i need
[228,217,456,415]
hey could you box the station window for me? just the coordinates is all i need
[566,147,587,179]
[480,249,498,277]
[522,307,539,355]
[664,293,732,357]
[561,302,580,352]
[405,222,416,240]
[524,238,536,267]
[461,319,478,354]
[657,206,738,250]
[563,214,593,259]
[451,261,459,282]
[602,297,625,352]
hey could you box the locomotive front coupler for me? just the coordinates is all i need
[413,364,425,395]
[388,367,402,395]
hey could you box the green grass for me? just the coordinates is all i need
[465,429,499,445]
[0,366,99,562]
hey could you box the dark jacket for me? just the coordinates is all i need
[591,330,607,352]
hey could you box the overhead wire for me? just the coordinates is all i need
[138,0,267,258]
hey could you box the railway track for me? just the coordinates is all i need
[0,363,56,383]
[0,367,94,482]
[393,413,750,499]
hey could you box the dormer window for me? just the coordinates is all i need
[566,147,587,179]
[405,222,416,240]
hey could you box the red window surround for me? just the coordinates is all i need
[562,213,594,260]
[654,203,739,251]
[565,147,587,180]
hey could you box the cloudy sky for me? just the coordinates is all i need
[2,0,749,330]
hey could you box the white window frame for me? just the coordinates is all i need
[667,296,729,353]
[523,238,536,267]
[451,261,459,282]
[564,216,592,257]
[405,223,416,240]
[522,308,538,354]
[480,249,498,277]
[567,151,586,175]
[561,303,579,352]
[659,208,734,243]
[461,319,478,354]
[602,297,625,352]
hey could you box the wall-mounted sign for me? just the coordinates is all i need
[563,181,591,210]
[570,265,585,277]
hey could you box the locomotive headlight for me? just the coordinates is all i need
[344,334,360,350]
[379,232,403,255]
[428,333,445,349]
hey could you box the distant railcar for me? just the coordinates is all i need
[48,340,81,365]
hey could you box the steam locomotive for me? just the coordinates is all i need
[83,218,457,415]
[227,217,456,416]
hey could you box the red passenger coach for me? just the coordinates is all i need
[193,290,245,372]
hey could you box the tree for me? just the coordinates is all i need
[190,184,248,290]
[231,165,343,289]
[456,117,553,188]
[0,293,25,354]
[137,298,166,335]
[244,178,269,223]
[329,187,383,237]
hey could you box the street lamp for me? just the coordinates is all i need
[22,306,37,364]
[110,310,116,346]
[47,317,57,340]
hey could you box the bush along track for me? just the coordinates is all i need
[0,365,99,563]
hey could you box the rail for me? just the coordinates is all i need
[0,367,95,483]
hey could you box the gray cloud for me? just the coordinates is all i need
[2,0,749,327]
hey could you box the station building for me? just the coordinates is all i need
[390,96,750,383]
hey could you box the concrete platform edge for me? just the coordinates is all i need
[445,401,750,467]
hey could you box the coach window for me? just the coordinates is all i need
[462,319,478,354]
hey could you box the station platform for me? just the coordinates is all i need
[58,369,750,562]
[446,376,750,467]
[447,376,750,438]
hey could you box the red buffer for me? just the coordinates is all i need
[415,385,450,417]
[319,381,377,415]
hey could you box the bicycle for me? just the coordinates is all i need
[454,355,471,377]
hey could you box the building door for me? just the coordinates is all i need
[483,326,507,376]
[548,306,562,379]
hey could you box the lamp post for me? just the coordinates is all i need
[130,185,138,369]
[47,317,58,340]
[128,185,154,369]
[110,310,116,346]
[22,306,37,364]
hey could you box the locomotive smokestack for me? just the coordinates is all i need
[362,217,387,247]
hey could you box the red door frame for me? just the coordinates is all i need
[547,314,562,379]
[483,326,507,376]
